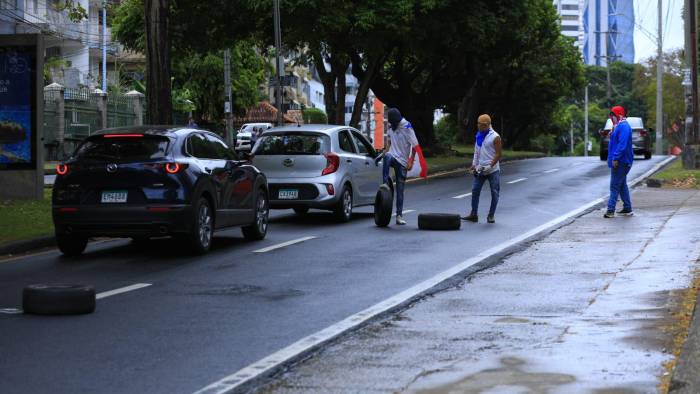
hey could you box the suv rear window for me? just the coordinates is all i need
[253,133,330,155]
[73,135,170,162]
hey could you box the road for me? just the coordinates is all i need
[0,156,667,394]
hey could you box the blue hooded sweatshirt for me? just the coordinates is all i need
[607,119,634,168]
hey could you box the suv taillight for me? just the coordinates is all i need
[639,130,647,137]
[322,152,340,175]
[56,164,69,176]
[165,162,188,174]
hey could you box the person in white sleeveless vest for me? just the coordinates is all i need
[462,114,502,224]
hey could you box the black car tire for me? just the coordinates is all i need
[186,197,214,254]
[644,151,652,160]
[418,213,461,231]
[374,184,393,227]
[293,207,309,215]
[56,234,88,257]
[333,185,353,223]
[600,149,607,161]
[242,190,269,241]
[23,284,95,315]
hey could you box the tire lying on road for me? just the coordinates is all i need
[22,284,96,315]
[374,184,393,227]
[418,213,461,231]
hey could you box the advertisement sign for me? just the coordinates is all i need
[0,45,36,170]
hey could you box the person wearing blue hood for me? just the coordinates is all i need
[383,108,419,225]
[462,114,502,224]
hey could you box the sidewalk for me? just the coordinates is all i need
[256,187,700,393]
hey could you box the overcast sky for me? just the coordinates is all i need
[634,0,684,63]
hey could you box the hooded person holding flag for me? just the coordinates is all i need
[383,108,426,225]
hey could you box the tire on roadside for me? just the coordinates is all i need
[56,233,88,257]
[242,189,269,241]
[22,284,96,315]
[418,213,461,231]
[374,184,393,227]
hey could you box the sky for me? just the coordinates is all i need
[634,0,685,63]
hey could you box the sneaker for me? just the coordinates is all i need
[487,215,495,224]
[461,213,478,222]
[396,215,406,225]
[617,208,633,216]
[603,211,615,218]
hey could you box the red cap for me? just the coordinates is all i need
[610,106,625,118]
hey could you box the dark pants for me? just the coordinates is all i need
[471,170,500,217]
[382,153,407,216]
[607,164,632,212]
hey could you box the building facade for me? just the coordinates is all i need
[582,0,636,65]
[554,0,585,50]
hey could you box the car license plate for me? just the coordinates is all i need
[278,189,298,200]
[101,190,128,203]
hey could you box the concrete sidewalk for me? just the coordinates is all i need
[255,187,700,393]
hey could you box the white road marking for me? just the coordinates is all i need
[543,168,559,173]
[96,283,152,300]
[452,193,472,199]
[0,308,23,314]
[507,178,527,184]
[253,236,317,253]
[392,210,416,217]
[192,156,675,394]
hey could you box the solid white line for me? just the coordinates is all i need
[192,156,676,394]
[392,209,416,217]
[253,236,317,253]
[507,178,527,184]
[96,283,152,300]
[452,193,472,199]
[543,168,559,173]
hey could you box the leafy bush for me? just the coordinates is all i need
[435,114,458,147]
[303,108,328,124]
[530,133,556,155]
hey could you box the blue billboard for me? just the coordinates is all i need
[0,46,36,169]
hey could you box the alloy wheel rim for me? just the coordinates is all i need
[257,194,268,234]
[344,190,352,218]
[199,204,212,247]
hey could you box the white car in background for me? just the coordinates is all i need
[235,123,273,152]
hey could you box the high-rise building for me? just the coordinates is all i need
[582,0,636,65]
[554,0,585,49]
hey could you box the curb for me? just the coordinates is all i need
[670,289,700,393]
[0,236,55,256]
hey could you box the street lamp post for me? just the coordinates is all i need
[273,0,283,126]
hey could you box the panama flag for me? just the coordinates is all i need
[406,145,428,179]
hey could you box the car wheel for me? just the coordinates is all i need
[293,207,309,215]
[333,185,353,223]
[186,197,213,254]
[56,233,88,257]
[644,151,652,160]
[23,284,96,315]
[599,149,607,161]
[242,190,269,241]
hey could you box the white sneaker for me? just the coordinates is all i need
[396,215,406,225]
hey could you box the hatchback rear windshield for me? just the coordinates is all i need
[253,133,330,155]
[73,135,170,162]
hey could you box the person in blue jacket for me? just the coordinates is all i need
[605,105,634,218]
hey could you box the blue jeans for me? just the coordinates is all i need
[607,164,632,212]
[382,153,407,216]
[471,170,500,217]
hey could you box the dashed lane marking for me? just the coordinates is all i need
[96,283,152,300]
[507,178,527,184]
[253,236,317,254]
[543,168,559,173]
[452,193,472,199]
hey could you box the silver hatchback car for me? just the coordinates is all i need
[251,125,383,222]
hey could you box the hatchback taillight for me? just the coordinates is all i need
[322,152,340,176]
[56,164,69,176]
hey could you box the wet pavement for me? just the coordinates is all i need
[256,187,700,394]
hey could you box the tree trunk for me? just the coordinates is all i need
[334,69,347,125]
[313,50,341,125]
[457,80,478,144]
[349,54,382,129]
[401,106,436,148]
[145,0,172,124]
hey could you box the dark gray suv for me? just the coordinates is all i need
[599,117,652,161]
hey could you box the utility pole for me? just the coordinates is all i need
[102,0,107,92]
[273,0,283,126]
[655,0,664,155]
[223,49,233,146]
[683,0,700,168]
[584,84,589,157]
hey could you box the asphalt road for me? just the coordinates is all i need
[0,156,667,394]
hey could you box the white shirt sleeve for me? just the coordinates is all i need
[407,127,419,147]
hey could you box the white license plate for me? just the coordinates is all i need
[101,190,128,203]
[278,189,299,200]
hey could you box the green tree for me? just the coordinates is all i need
[302,108,328,124]
[633,49,685,132]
